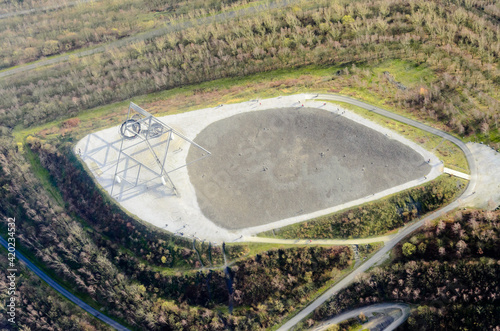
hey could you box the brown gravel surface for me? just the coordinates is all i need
[187,107,430,229]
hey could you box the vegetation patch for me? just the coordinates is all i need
[0,248,109,330]
[3,0,499,151]
[0,0,262,69]
[260,176,467,239]
[11,133,356,329]
[304,209,500,331]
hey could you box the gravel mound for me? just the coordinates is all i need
[187,107,430,229]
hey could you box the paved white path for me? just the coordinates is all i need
[464,142,500,210]
[443,167,471,180]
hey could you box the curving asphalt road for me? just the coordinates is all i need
[276,93,477,330]
[0,0,300,78]
[310,303,410,331]
[0,236,130,331]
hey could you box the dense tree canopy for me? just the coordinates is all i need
[308,209,500,330]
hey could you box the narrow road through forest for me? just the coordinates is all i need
[0,236,130,331]
[0,0,300,78]
[276,93,478,330]
[0,0,99,19]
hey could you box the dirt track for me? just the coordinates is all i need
[187,107,430,229]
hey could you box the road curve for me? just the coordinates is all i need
[277,93,477,330]
[0,236,130,331]
[0,0,299,78]
[310,303,410,331]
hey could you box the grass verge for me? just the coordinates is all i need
[259,175,467,240]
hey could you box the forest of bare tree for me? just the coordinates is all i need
[0,0,498,329]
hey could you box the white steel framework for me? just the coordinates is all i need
[111,102,210,198]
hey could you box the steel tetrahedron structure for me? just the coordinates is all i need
[111,102,210,199]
